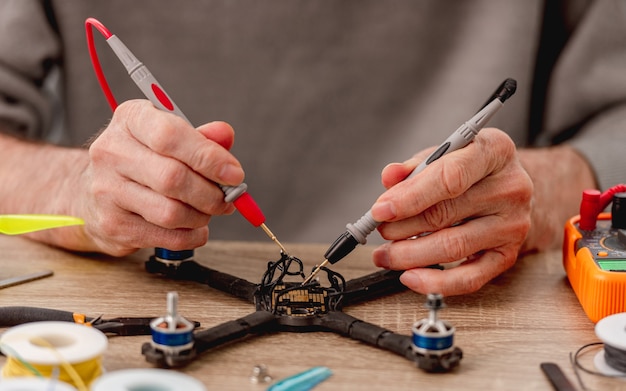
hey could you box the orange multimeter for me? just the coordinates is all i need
[563,185,626,323]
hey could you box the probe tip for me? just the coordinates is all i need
[301,259,329,286]
[260,223,289,255]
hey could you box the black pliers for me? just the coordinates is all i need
[0,306,199,336]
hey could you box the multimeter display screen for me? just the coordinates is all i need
[597,259,626,271]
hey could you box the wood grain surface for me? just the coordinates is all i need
[0,235,623,390]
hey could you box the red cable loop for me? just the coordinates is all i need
[85,18,117,111]
[599,184,626,209]
[579,184,626,230]
[83,17,267,231]
[85,17,112,39]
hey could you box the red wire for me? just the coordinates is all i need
[579,184,626,230]
[85,18,118,111]
[600,184,626,209]
[84,18,267,231]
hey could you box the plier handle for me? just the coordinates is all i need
[0,306,199,336]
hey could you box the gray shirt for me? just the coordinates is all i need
[1,0,625,243]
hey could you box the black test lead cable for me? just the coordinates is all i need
[302,78,517,285]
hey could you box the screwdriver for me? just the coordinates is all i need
[102,27,288,254]
[302,78,517,285]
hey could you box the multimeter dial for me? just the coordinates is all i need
[576,220,626,272]
[601,229,626,251]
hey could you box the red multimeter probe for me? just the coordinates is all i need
[85,18,288,255]
[563,184,626,323]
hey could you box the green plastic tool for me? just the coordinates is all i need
[0,214,85,235]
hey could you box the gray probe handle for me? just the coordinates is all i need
[409,98,502,178]
[346,98,504,245]
[220,183,248,203]
[108,35,249,204]
[346,210,379,245]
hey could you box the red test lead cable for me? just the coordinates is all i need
[85,18,288,254]
[579,184,626,231]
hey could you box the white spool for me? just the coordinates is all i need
[91,369,206,391]
[0,321,107,366]
[0,378,77,391]
[594,313,626,377]
[0,321,107,386]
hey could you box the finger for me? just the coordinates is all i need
[85,192,210,257]
[378,162,532,240]
[398,247,518,296]
[372,214,528,270]
[380,148,435,189]
[89,119,232,217]
[88,212,209,257]
[116,100,244,186]
[196,121,236,150]
[371,128,516,223]
[110,139,231,216]
[106,179,212,230]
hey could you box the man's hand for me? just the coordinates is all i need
[76,100,244,256]
[370,128,534,296]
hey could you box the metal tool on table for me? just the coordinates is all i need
[0,214,84,288]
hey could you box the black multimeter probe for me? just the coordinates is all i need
[302,78,517,285]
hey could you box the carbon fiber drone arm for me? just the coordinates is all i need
[320,311,416,362]
[142,310,277,367]
[146,258,258,303]
[341,269,406,307]
[192,311,277,354]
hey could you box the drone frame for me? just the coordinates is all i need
[141,252,462,371]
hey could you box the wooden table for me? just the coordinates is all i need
[0,235,622,390]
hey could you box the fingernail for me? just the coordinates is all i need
[219,163,244,184]
[382,162,403,172]
[404,157,419,167]
[399,270,423,289]
[372,244,391,269]
[371,201,396,221]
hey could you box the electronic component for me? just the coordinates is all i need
[563,185,626,323]
[148,292,195,367]
[303,78,517,285]
[271,283,329,317]
[411,293,462,372]
[249,364,273,384]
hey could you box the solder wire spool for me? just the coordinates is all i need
[0,321,107,390]
[91,368,206,391]
[593,312,626,377]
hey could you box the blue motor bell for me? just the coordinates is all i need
[410,293,462,372]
